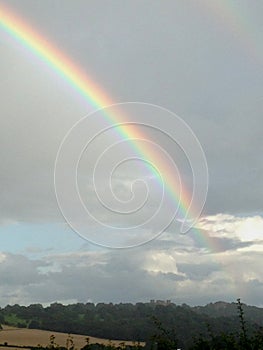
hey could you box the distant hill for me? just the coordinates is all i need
[0,301,262,349]
[193,301,263,325]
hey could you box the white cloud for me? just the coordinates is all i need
[197,214,263,244]
[143,251,183,275]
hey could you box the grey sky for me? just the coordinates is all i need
[0,0,262,306]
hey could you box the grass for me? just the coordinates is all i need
[4,315,27,328]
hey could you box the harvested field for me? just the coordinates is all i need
[0,325,144,348]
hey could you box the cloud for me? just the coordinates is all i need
[197,214,263,243]
[0,213,262,307]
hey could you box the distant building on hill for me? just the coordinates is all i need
[150,299,171,306]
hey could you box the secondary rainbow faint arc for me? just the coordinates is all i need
[202,0,262,66]
[0,4,205,244]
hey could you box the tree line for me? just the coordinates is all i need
[0,300,263,349]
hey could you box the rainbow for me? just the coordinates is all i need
[202,1,262,66]
[0,4,208,244]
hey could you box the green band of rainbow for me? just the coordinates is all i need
[0,4,212,249]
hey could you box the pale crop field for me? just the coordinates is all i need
[0,325,144,348]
